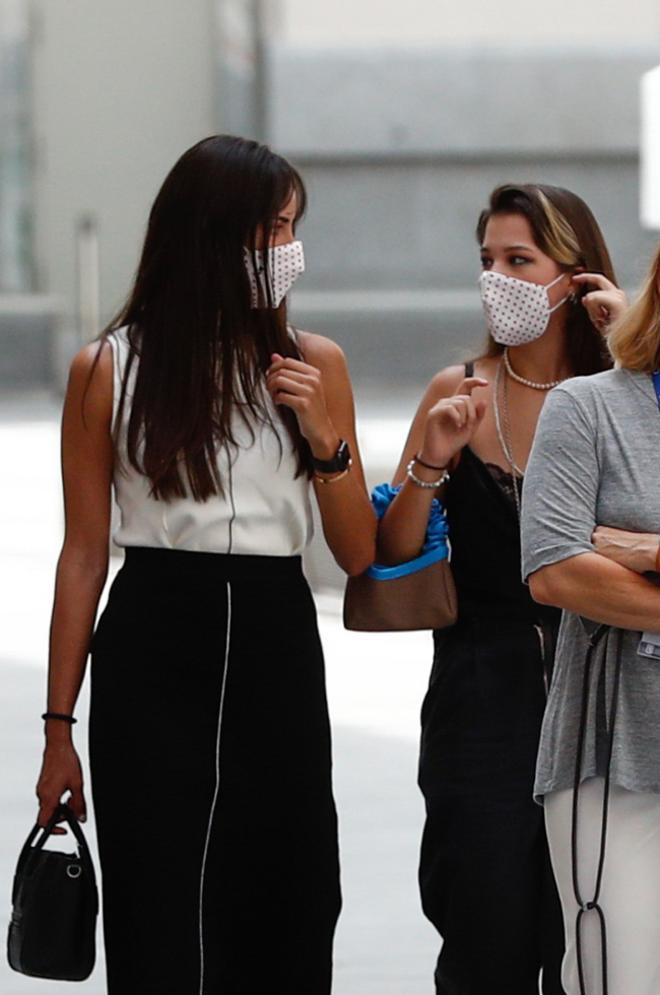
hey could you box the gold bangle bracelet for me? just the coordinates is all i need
[314,462,352,484]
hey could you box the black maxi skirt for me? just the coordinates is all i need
[89,547,342,995]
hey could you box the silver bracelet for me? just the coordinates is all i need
[406,459,450,489]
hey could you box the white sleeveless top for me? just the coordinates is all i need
[108,327,313,556]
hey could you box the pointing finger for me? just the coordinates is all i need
[452,377,488,397]
[581,290,616,307]
[572,272,617,293]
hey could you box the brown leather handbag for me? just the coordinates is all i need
[343,549,457,631]
[343,479,457,631]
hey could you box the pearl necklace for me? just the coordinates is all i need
[503,348,563,390]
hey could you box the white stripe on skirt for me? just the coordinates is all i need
[198,581,232,995]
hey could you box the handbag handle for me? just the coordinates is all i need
[17,804,95,882]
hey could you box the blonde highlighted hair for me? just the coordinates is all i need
[608,246,660,372]
[533,189,582,267]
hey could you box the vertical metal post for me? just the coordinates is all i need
[75,213,100,345]
[252,0,268,141]
[213,0,275,140]
[0,0,35,292]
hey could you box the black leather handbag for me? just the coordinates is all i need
[7,803,98,980]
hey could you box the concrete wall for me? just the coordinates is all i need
[280,0,660,47]
[268,47,660,389]
[12,8,660,395]
[0,294,57,386]
[269,48,653,160]
[30,0,217,347]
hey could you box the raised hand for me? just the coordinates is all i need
[420,376,488,469]
[266,352,338,456]
[572,273,627,334]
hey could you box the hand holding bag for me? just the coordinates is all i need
[7,802,98,980]
[344,483,457,631]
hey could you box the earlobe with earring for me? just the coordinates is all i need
[569,268,582,304]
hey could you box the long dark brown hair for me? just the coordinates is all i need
[100,134,310,501]
[476,183,616,376]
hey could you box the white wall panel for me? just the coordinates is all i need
[641,66,660,230]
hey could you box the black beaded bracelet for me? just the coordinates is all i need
[415,452,447,472]
[41,712,77,725]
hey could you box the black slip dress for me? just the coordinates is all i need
[418,362,566,995]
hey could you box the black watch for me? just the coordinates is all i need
[312,439,351,474]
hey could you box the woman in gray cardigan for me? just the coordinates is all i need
[522,246,660,995]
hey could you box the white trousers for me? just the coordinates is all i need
[545,778,660,995]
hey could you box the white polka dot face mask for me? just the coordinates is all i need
[478,270,570,346]
[243,240,305,309]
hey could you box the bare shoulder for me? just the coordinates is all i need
[425,363,469,402]
[69,338,112,379]
[472,355,499,380]
[298,330,348,376]
[66,338,113,423]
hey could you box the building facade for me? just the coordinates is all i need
[1,0,659,388]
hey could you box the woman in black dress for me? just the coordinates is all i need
[34,134,376,994]
[377,184,624,994]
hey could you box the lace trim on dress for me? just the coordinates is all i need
[484,461,521,508]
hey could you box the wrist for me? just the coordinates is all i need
[640,535,660,572]
[415,451,448,472]
[418,443,451,472]
[634,535,660,573]
[45,723,74,746]
[309,426,340,462]
[406,458,449,490]
[43,711,76,744]
[409,464,443,485]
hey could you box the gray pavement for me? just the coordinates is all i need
[0,390,438,995]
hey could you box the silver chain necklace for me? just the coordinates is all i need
[493,359,523,523]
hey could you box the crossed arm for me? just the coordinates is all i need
[529,545,660,631]
[523,386,660,632]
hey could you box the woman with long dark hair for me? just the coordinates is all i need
[34,134,376,994]
[377,184,622,994]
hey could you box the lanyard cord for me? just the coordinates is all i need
[571,625,623,995]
